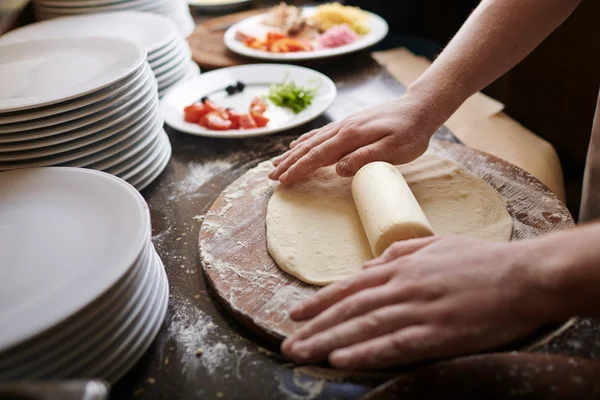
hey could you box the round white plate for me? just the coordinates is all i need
[0,62,150,126]
[0,102,162,170]
[152,48,190,78]
[2,241,154,378]
[188,0,250,12]
[105,133,162,176]
[119,133,167,180]
[0,167,150,353]
[69,116,162,169]
[87,130,166,172]
[224,6,388,61]
[0,82,157,160]
[161,63,336,138]
[0,240,150,370]
[102,252,168,383]
[147,37,180,64]
[0,76,157,145]
[149,42,190,70]
[127,133,171,185]
[89,250,168,383]
[34,0,160,13]
[0,65,154,138]
[0,11,178,55]
[0,37,145,113]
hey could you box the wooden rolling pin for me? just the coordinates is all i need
[352,161,434,257]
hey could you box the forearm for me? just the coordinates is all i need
[523,221,600,319]
[404,0,581,128]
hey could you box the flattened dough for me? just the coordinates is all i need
[266,152,513,285]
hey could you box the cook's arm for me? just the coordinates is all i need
[522,221,600,320]
[270,0,583,183]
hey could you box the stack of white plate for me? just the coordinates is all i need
[0,11,200,98]
[0,36,171,191]
[0,167,168,383]
[31,0,195,38]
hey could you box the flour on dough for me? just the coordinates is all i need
[266,152,513,286]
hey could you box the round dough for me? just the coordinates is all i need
[266,152,513,286]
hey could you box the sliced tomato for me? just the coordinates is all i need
[266,32,287,44]
[245,38,268,51]
[225,109,241,129]
[269,41,289,53]
[239,114,257,129]
[183,103,207,123]
[271,38,312,52]
[203,99,226,114]
[250,96,267,114]
[251,112,269,128]
[204,111,232,130]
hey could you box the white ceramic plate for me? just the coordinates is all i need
[87,130,166,172]
[0,240,150,370]
[0,65,155,139]
[33,0,162,13]
[187,0,250,12]
[161,63,336,138]
[118,133,167,180]
[102,251,168,383]
[0,102,162,170]
[224,6,388,61]
[152,48,190,78]
[1,241,154,378]
[128,135,171,189]
[0,167,150,353]
[0,82,157,160]
[105,133,162,176]
[0,37,145,113]
[0,11,178,55]
[0,62,150,126]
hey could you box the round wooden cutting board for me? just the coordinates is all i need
[199,139,575,348]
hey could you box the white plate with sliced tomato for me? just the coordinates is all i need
[160,64,337,138]
[223,3,388,61]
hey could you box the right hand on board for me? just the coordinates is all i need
[267,95,442,185]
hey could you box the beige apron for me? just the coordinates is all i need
[579,90,600,222]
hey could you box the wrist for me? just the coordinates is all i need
[513,239,576,323]
[403,74,469,136]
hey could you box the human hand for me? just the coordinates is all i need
[268,95,441,185]
[281,236,561,369]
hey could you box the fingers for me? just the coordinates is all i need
[329,325,440,369]
[335,140,391,177]
[363,236,439,269]
[284,284,401,354]
[288,266,393,321]
[290,124,332,149]
[268,126,337,180]
[284,304,419,363]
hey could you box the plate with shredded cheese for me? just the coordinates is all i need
[224,3,389,61]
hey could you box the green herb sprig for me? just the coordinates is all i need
[265,73,321,114]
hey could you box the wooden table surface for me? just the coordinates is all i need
[107,4,600,400]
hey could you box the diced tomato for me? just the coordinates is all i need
[225,109,241,129]
[250,96,267,114]
[204,111,232,130]
[239,114,257,129]
[270,38,312,53]
[183,103,207,123]
[266,32,287,44]
[251,112,269,128]
[270,41,289,52]
[203,99,226,114]
[245,38,268,50]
